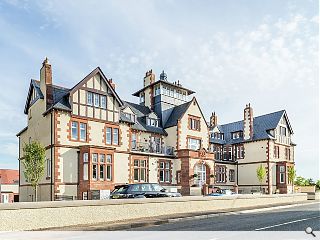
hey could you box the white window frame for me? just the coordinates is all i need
[188,138,201,150]
[100,95,107,109]
[106,127,112,145]
[87,92,93,106]
[94,93,100,107]
[71,121,78,140]
[79,123,86,141]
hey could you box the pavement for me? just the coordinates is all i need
[47,200,320,231]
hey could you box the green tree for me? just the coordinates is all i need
[316,180,320,189]
[294,176,306,186]
[287,166,296,194]
[256,164,266,193]
[306,178,315,186]
[23,141,46,202]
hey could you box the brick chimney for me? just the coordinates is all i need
[143,69,155,87]
[108,78,116,90]
[243,103,253,140]
[210,112,218,127]
[40,57,53,107]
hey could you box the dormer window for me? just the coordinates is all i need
[212,132,224,140]
[146,117,159,127]
[231,131,243,139]
[124,113,136,123]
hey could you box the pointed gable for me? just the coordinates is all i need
[24,80,44,114]
[70,67,122,106]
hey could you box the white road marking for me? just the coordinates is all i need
[254,216,320,231]
[238,202,319,214]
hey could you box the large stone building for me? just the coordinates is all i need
[17,59,296,201]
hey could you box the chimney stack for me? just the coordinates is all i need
[210,112,218,127]
[143,69,155,87]
[243,103,253,140]
[40,57,52,85]
[108,78,116,90]
[40,57,53,107]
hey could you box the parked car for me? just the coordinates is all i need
[110,183,182,199]
[207,189,236,196]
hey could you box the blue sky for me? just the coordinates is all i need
[0,0,318,179]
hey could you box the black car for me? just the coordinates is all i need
[110,183,182,199]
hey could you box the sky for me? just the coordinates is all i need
[0,0,318,179]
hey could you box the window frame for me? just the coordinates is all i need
[133,159,147,182]
[159,160,171,183]
[105,125,120,146]
[229,169,235,182]
[70,120,88,142]
[215,165,227,183]
[188,137,201,150]
[87,92,93,106]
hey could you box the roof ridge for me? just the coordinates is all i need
[219,109,285,127]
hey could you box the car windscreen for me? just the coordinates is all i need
[112,186,129,194]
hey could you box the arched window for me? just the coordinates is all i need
[194,163,206,186]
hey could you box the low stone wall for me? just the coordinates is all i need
[0,193,307,231]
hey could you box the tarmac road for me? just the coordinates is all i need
[130,201,320,231]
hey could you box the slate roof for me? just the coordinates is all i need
[46,84,71,112]
[132,80,195,97]
[122,101,167,135]
[210,110,290,145]
[164,100,192,128]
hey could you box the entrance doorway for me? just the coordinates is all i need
[194,163,206,187]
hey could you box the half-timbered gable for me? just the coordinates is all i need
[70,67,123,122]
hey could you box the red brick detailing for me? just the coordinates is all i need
[180,157,190,195]
[176,120,181,150]
[266,140,271,194]
[54,111,62,197]
[78,146,115,200]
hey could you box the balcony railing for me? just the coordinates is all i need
[131,141,175,155]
